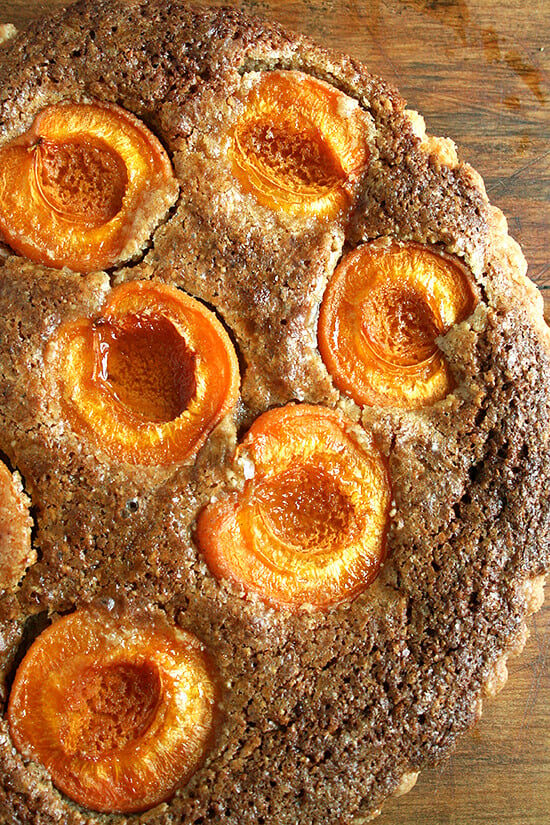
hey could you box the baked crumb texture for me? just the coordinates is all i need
[0,1,549,824]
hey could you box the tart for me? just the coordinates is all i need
[0,2,548,824]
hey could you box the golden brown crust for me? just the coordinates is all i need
[0,24,17,46]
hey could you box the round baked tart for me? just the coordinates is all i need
[0,2,548,825]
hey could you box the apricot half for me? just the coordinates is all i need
[0,461,35,590]
[49,280,240,465]
[230,70,370,218]
[318,240,478,408]
[0,100,179,272]
[196,404,390,610]
[7,609,217,813]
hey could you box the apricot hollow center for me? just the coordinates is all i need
[61,661,161,759]
[361,285,441,367]
[33,137,128,226]
[255,464,355,552]
[234,117,343,195]
[95,313,197,423]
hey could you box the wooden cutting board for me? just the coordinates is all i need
[0,1,548,824]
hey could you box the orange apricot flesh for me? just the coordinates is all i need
[7,609,217,813]
[48,280,240,465]
[0,461,35,590]
[196,404,391,610]
[318,240,478,409]
[230,70,370,218]
[0,100,179,272]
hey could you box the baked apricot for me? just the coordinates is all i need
[0,100,178,272]
[230,70,370,218]
[0,461,35,590]
[49,280,240,465]
[318,240,478,408]
[7,608,217,813]
[196,404,390,610]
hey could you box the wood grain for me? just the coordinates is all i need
[0,2,548,824]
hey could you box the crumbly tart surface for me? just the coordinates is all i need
[0,2,549,824]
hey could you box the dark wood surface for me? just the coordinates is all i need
[0,1,548,824]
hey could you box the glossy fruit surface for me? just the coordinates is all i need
[7,608,217,813]
[49,280,240,465]
[318,240,477,408]
[231,70,369,218]
[196,404,390,610]
[0,461,34,590]
[0,100,178,271]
